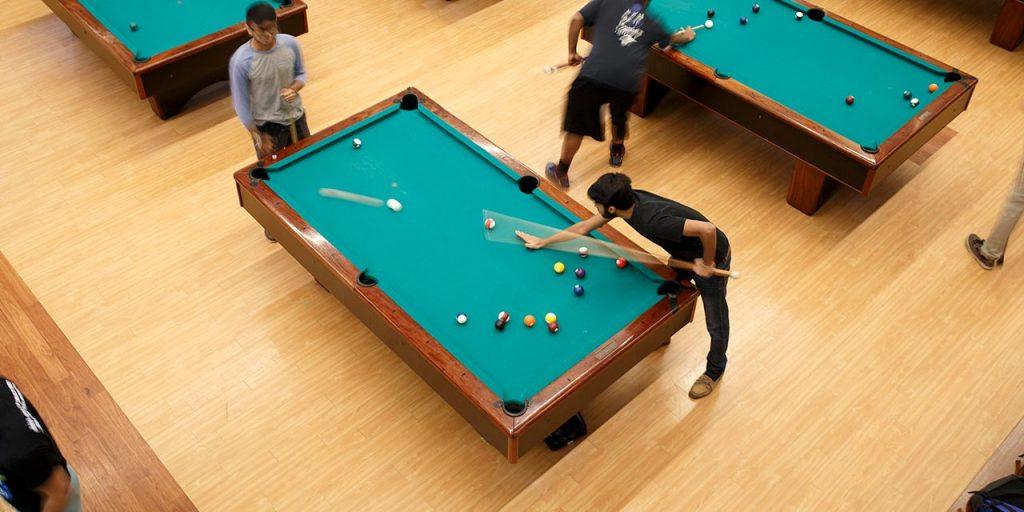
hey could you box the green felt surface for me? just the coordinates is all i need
[649,0,954,149]
[264,100,667,402]
[78,0,290,60]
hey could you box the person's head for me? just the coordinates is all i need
[587,173,635,219]
[246,2,278,46]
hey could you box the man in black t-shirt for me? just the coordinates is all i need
[0,377,81,512]
[517,173,731,449]
[546,0,696,189]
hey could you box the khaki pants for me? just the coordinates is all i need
[981,152,1024,260]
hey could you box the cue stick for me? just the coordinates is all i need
[288,122,299,145]
[318,188,385,207]
[510,228,741,279]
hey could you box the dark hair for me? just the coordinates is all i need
[587,173,635,210]
[246,2,277,25]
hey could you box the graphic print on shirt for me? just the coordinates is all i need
[615,3,648,47]
[0,475,10,502]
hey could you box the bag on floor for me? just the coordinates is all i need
[968,474,1024,512]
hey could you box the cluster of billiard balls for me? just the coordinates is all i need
[707,4,762,26]
[458,221,632,334]
[843,83,938,108]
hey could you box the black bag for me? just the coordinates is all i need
[968,474,1024,512]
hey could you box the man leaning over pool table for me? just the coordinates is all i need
[545,0,696,189]
[229,1,310,159]
[517,173,732,448]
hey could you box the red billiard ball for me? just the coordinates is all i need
[547,322,559,333]
[845,96,855,105]
[615,257,627,269]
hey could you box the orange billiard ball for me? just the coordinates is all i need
[523,315,536,327]
[928,83,938,93]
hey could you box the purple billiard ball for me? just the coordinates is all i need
[573,284,584,297]
[574,267,586,279]
[752,3,760,13]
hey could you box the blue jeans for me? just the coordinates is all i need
[678,251,731,381]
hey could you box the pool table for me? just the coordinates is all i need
[606,0,978,215]
[41,0,308,119]
[233,89,700,462]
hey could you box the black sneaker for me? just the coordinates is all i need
[545,162,570,189]
[609,144,625,167]
[965,234,1003,270]
[544,413,588,451]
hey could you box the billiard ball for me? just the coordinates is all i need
[707,9,715,18]
[903,90,913,100]
[544,312,557,324]
[752,3,760,13]
[578,247,589,258]
[484,217,496,230]
[456,313,468,325]
[553,262,566,274]
[928,83,938,93]
[129,22,139,32]
[494,319,507,331]
[795,11,804,20]
[548,322,559,334]
[740,17,748,25]
[910,98,920,108]
[523,315,536,327]
[845,96,855,105]
[615,257,627,269]
[352,138,362,149]
[497,311,510,323]
[385,198,402,212]
[573,284,584,297]
[574,268,586,279]
[705,20,715,29]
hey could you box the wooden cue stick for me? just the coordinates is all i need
[288,122,299,145]
[614,243,740,279]
[318,188,385,207]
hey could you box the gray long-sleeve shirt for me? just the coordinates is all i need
[229,34,307,130]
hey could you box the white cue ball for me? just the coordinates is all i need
[910,98,920,108]
[795,11,804,20]
[352,138,362,149]
[386,198,402,212]
[705,20,714,29]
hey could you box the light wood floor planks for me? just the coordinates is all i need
[1,0,1022,510]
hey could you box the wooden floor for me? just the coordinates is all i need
[0,253,196,511]
[2,0,1022,510]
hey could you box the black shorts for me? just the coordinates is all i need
[563,76,637,142]
[256,112,311,156]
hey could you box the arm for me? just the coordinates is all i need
[229,51,265,150]
[36,466,71,512]
[567,12,585,65]
[516,214,609,249]
[281,36,307,102]
[682,220,718,276]
[669,27,696,45]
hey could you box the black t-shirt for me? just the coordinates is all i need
[579,0,671,92]
[0,378,67,512]
[625,190,730,263]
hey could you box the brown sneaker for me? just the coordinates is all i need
[688,374,719,399]
[965,234,1003,270]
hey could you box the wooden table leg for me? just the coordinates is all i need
[991,0,1024,51]
[786,160,837,216]
[630,75,670,118]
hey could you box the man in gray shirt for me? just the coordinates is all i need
[547,0,695,189]
[229,2,309,158]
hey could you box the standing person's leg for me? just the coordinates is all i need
[967,153,1024,269]
[547,77,606,189]
[688,252,731,399]
[293,112,311,142]
[608,89,636,167]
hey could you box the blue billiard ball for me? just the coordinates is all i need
[573,284,585,297]
[740,17,748,25]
